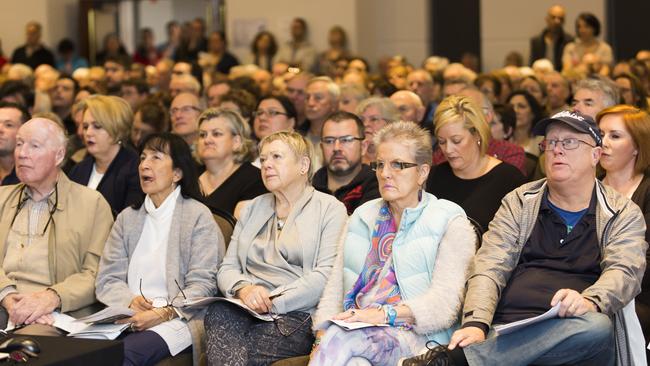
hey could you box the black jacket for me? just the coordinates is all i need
[68,146,143,217]
[529,29,574,71]
[11,45,55,69]
[313,164,379,215]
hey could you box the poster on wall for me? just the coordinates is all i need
[232,19,267,48]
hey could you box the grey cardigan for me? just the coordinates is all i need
[218,186,347,314]
[95,195,225,366]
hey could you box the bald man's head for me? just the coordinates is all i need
[390,90,425,123]
[15,118,67,187]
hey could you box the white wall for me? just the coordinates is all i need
[139,0,174,48]
[226,0,358,64]
[226,0,429,71]
[0,0,611,75]
[480,0,606,72]
[1,0,78,59]
[357,0,430,70]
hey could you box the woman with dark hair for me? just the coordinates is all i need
[491,103,517,142]
[199,31,240,76]
[508,90,546,179]
[562,12,613,73]
[96,132,225,366]
[615,73,649,111]
[245,31,278,72]
[508,90,546,156]
[252,95,297,139]
[251,95,297,168]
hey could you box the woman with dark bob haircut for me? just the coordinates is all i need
[507,89,547,179]
[246,30,278,72]
[562,12,612,73]
[96,132,225,366]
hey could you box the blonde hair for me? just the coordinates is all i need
[197,108,256,163]
[81,95,133,144]
[434,95,490,155]
[259,131,315,182]
[374,121,432,166]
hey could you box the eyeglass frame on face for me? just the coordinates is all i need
[139,278,188,308]
[320,135,364,146]
[370,160,419,171]
[253,109,288,119]
[169,105,200,115]
[538,138,596,151]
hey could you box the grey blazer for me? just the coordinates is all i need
[95,195,225,365]
[218,186,347,314]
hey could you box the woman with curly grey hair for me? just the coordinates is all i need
[197,108,267,216]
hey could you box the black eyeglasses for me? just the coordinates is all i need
[10,183,58,236]
[253,109,288,118]
[370,161,419,171]
[538,138,596,151]
[321,136,364,146]
[139,278,187,308]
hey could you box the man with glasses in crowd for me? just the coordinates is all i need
[0,117,113,335]
[313,111,379,215]
[170,92,202,148]
[402,110,646,365]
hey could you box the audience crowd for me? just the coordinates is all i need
[0,6,649,366]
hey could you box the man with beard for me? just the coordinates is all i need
[313,111,379,215]
[50,75,78,136]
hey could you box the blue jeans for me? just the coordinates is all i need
[464,312,614,366]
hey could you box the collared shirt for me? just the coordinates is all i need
[0,167,18,186]
[492,187,601,325]
[312,164,379,215]
[432,139,527,176]
[2,187,56,296]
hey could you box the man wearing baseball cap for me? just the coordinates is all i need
[401,111,647,366]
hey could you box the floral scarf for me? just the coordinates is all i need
[343,204,402,310]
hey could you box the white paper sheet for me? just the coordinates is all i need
[494,303,561,335]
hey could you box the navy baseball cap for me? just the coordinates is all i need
[532,110,602,147]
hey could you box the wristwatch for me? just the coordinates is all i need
[383,304,397,326]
